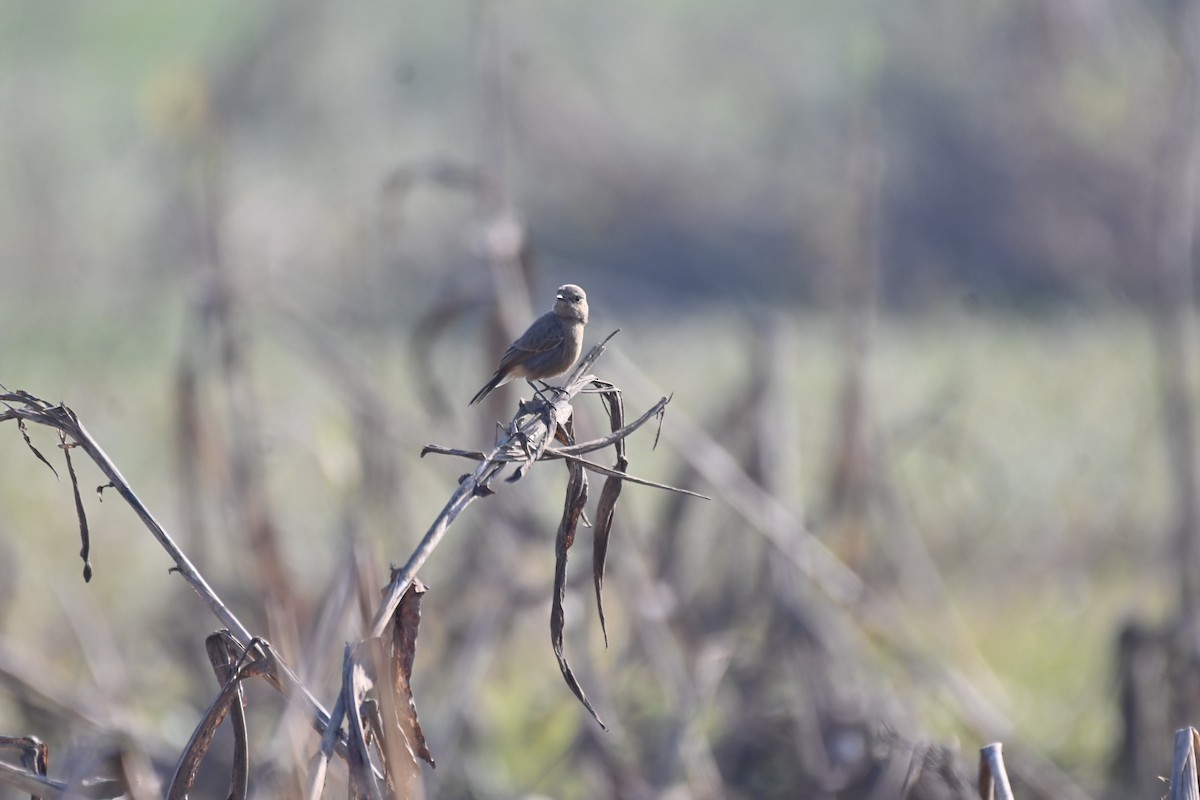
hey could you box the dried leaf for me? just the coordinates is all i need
[367,579,433,799]
[592,461,626,649]
[204,633,249,800]
[653,393,672,450]
[550,418,605,728]
[390,578,434,767]
[167,634,272,800]
[595,382,626,455]
[59,432,92,582]
[592,382,628,649]
[16,417,58,479]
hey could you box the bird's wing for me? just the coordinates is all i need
[496,312,563,371]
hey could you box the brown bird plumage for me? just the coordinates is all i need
[469,284,589,406]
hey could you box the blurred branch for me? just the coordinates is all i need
[192,122,299,640]
[0,641,165,756]
[1152,0,1200,635]
[472,0,537,358]
[825,108,882,538]
[608,349,865,605]
[0,759,125,800]
[978,742,1015,800]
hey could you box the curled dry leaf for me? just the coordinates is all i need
[16,416,58,478]
[592,461,626,650]
[591,380,628,649]
[390,578,434,768]
[167,633,273,800]
[204,632,250,800]
[550,417,605,729]
[58,431,93,582]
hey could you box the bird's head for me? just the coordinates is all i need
[554,284,589,324]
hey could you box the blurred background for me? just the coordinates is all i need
[1,2,1199,798]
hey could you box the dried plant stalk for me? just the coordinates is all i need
[0,393,352,763]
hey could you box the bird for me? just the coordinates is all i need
[469,284,589,406]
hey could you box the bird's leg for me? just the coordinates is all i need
[526,378,564,405]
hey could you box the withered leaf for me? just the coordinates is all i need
[59,432,92,582]
[203,632,249,800]
[17,417,58,479]
[591,384,629,648]
[390,578,434,767]
[550,418,605,728]
[592,458,626,649]
[167,633,272,800]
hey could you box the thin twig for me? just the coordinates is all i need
[421,441,708,499]
[421,393,669,462]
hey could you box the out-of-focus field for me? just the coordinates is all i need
[0,300,1174,794]
[2,2,1196,796]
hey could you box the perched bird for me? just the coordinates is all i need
[469,284,589,406]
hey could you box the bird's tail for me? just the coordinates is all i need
[468,372,505,406]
